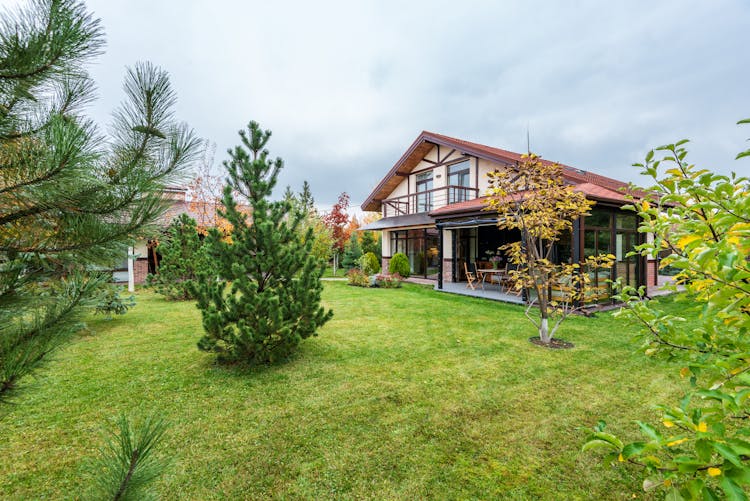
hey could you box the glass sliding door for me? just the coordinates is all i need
[415,172,433,212]
[615,213,639,287]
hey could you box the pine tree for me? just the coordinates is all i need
[341,233,362,270]
[0,0,199,400]
[148,214,209,301]
[298,180,315,214]
[359,230,380,259]
[193,121,332,365]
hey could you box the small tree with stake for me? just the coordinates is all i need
[193,121,332,365]
[486,153,614,345]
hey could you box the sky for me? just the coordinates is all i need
[6,0,750,212]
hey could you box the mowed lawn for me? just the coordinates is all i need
[0,282,688,499]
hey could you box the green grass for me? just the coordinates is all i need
[0,283,687,499]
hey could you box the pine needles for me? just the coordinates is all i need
[88,414,169,501]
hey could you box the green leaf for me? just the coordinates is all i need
[622,442,647,459]
[637,421,662,442]
[665,487,685,501]
[720,476,749,501]
[737,118,750,124]
[582,439,619,452]
[736,151,750,160]
[713,441,743,467]
[695,439,713,462]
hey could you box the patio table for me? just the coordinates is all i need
[476,268,508,289]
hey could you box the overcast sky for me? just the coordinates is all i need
[8,0,750,210]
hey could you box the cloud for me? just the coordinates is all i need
[69,0,750,208]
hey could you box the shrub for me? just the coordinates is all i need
[375,273,403,288]
[347,268,370,287]
[388,252,410,278]
[94,285,136,320]
[359,252,381,275]
[148,214,210,301]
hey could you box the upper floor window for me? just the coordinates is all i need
[448,160,471,203]
[415,171,433,212]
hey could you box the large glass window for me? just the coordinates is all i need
[389,228,439,279]
[415,171,433,212]
[448,161,471,203]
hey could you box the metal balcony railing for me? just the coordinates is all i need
[382,185,479,217]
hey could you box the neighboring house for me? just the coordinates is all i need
[360,131,657,298]
[115,186,221,286]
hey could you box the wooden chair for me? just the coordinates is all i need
[463,261,477,290]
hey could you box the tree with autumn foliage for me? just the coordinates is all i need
[322,192,350,274]
[0,0,198,401]
[584,126,750,499]
[486,154,614,344]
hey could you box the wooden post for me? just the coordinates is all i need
[127,246,135,293]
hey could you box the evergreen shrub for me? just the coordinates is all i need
[359,252,381,275]
[388,252,410,278]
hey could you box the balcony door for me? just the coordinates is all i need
[415,171,433,213]
[448,160,471,203]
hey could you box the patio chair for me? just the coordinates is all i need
[463,261,478,290]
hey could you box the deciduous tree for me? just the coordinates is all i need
[584,128,750,499]
[486,154,614,344]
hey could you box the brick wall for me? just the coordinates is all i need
[646,259,658,287]
[134,258,149,284]
[442,258,453,284]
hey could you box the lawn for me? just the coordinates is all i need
[0,282,688,499]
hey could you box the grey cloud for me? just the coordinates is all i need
[53,0,750,206]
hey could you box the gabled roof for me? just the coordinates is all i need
[361,131,634,212]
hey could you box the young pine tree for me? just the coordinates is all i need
[193,122,332,365]
[148,214,208,301]
[341,233,362,270]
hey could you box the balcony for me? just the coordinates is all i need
[382,185,479,217]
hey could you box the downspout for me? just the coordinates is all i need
[437,223,444,289]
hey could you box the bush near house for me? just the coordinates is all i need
[346,268,370,287]
[389,252,410,278]
[359,252,381,275]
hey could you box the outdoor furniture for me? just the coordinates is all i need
[463,262,478,290]
[476,267,508,291]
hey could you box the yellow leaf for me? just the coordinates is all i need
[707,467,721,477]
[697,422,707,433]
[680,367,690,378]
[667,438,688,447]
[618,453,624,462]
[664,479,672,487]
[663,420,675,428]
[677,234,701,249]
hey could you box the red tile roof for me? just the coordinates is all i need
[362,130,639,213]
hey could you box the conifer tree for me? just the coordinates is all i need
[0,0,198,400]
[193,121,332,365]
[359,230,380,259]
[148,214,208,301]
[341,233,362,270]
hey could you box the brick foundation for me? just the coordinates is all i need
[442,258,454,284]
[381,257,390,274]
[134,258,149,284]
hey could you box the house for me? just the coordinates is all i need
[115,186,221,288]
[360,131,657,299]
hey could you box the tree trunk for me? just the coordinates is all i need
[539,317,551,344]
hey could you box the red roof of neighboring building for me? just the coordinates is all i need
[362,131,638,213]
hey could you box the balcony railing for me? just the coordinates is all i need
[382,185,479,217]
